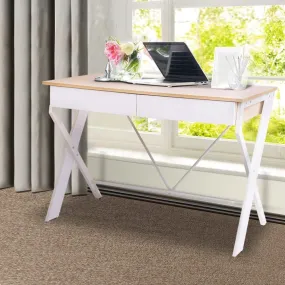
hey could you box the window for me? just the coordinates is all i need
[174,5,285,145]
[133,9,162,41]
[132,2,163,136]
[128,0,285,158]
[89,0,285,162]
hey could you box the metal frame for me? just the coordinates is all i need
[128,116,231,191]
[233,93,275,256]
[45,107,102,222]
[128,93,275,257]
[46,91,275,257]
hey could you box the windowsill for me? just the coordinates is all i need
[88,146,285,182]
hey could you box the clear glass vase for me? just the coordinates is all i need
[111,57,142,81]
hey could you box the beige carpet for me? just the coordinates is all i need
[0,188,285,285]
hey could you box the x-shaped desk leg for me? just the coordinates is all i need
[45,107,102,222]
[233,93,275,257]
[127,92,274,257]
[236,104,267,227]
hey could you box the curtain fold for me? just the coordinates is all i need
[31,0,54,192]
[0,0,14,188]
[14,0,31,191]
[0,0,89,194]
[54,0,72,194]
[71,0,88,195]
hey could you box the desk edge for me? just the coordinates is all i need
[42,80,278,103]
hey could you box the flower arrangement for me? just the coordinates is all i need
[104,38,142,80]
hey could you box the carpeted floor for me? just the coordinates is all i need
[0,188,285,285]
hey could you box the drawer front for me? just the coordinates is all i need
[50,87,137,116]
[137,95,236,125]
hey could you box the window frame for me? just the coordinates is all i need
[88,0,285,162]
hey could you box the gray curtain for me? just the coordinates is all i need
[0,0,89,194]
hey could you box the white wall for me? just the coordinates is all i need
[88,0,111,73]
[88,155,285,215]
[108,0,132,41]
[87,0,132,72]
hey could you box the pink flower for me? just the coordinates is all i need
[104,41,124,65]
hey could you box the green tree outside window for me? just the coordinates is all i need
[132,5,285,144]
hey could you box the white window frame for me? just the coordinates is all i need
[89,0,285,163]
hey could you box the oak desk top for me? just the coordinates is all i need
[43,74,277,103]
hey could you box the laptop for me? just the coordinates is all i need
[130,42,209,87]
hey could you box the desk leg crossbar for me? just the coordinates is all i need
[127,116,230,192]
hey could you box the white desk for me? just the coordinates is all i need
[43,74,277,257]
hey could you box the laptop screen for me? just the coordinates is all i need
[143,42,208,82]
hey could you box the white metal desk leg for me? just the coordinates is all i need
[235,104,266,226]
[51,108,102,198]
[233,94,274,257]
[127,116,171,190]
[46,107,101,222]
[46,108,87,221]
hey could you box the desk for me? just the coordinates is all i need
[43,74,277,257]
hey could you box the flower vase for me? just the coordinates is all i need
[111,57,142,81]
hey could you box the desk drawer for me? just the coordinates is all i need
[50,87,137,116]
[137,95,237,125]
